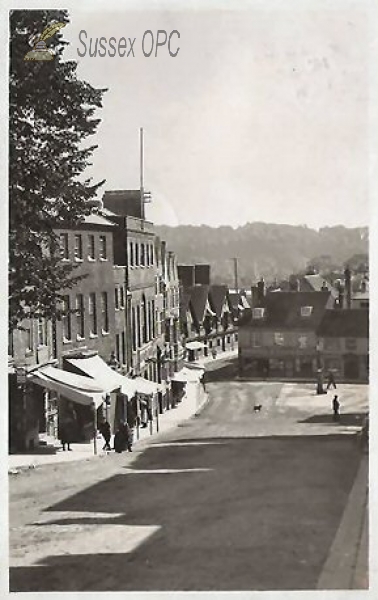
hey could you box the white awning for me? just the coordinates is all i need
[186,341,205,351]
[65,355,136,397]
[173,367,204,383]
[31,366,105,408]
[132,377,160,395]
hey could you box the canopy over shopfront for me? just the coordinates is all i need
[31,366,105,408]
[65,355,137,397]
[66,355,162,397]
[173,367,204,383]
[131,376,160,396]
[186,341,206,351]
[31,366,107,455]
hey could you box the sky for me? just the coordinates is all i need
[62,3,371,229]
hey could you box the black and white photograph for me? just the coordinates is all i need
[4,0,375,594]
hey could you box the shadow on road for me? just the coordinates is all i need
[10,433,364,592]
[299,412,366,426]
[204,359,238,382]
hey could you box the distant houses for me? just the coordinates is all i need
[177,264,245,361]
[238,269,369,382]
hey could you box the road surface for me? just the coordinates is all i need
[9,370,368,591]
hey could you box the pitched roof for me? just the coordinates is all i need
[208,285,228,319]
[317,309,369,338]
[188,285,210,326]
[300,274,338,298]
[239,291,331,330]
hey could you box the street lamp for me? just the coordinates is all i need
[15,366,28,451]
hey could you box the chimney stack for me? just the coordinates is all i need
[289,275,300,292]
[178,265,195,288]
[250,285,259,308]
[257,278,265,304]
[194,264,211,285]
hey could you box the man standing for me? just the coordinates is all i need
[332,395,340,421]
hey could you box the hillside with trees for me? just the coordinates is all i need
[155,223,368,287]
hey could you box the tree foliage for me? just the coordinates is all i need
[155,223,369,287]
[9,9,107,328]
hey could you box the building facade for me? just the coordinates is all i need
[238,290,331,379]
[316,309,369,382]
[178,264,239,361]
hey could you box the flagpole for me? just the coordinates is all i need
[140,127,144,220]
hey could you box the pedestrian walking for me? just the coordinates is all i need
[327,370,337,390]
[332,395,340,421]
[98,420,111,451]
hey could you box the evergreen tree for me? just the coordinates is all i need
[9,9,107,329]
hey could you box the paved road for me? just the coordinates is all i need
[9,373,367,592]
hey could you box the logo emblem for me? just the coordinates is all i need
[24,22,65,62]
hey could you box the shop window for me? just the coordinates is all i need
[324,338,341,351]
[269,358,285,376]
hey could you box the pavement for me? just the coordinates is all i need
[8,348,237,473]
[8,370,210,473]
[317,453,368,589]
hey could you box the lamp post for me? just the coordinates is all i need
[316,341,325,395]
[92,401,97,455]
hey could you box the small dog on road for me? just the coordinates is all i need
[253,404,262,413]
